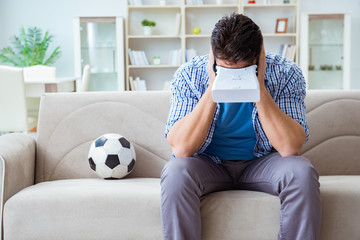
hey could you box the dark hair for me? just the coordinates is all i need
[211,13,263,64]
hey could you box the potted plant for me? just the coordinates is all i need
[0,26,61,67]
[141,19,156,35]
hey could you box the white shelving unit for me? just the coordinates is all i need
[300,13,351,90]
[126,0,299,91]
[241,0,299,63]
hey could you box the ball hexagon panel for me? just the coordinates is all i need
[112,165,129,178]
[118,148,133,166]
[103,138,122,155]
[91,147,107,164]
[96,164,113,178]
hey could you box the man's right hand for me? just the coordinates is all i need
[167,51,217,158]
[207,49,216,86]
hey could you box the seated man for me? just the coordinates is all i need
[161,13,321,240]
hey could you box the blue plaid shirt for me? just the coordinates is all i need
[165,53,309,164]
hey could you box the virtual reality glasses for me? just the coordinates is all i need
[212,63,260,103]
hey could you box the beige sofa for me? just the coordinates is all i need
[0,90,359,240]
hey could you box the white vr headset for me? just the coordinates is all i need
[212,64,260,103]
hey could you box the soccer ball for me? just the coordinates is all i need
[88,133,136,179]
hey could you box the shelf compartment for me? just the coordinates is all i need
[244,7,296,34]
[185,7,237,35]
[128,38,181,65]
[186,37,211,57]
[128,8,181,36]
[129,68,178,90]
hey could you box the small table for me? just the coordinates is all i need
[25,77,80,97]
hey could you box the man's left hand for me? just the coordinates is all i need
[257,44,267,90]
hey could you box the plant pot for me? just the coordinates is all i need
[143,26,152,35]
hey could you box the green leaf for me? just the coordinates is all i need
[0,26,61,67]
[0,47,22,66]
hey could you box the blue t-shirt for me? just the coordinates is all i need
[204,102,256,161]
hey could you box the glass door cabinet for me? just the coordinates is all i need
[74,17,125,91]
[300,13,351,89]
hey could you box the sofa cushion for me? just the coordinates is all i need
[318,175,360,240]
[4,176,360,240]
[201,190,280,239]
[201,176,360,240]
[3,178,163,240]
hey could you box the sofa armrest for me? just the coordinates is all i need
[0,133,36,207]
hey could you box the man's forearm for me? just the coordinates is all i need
[167,86,216,158]
[256,88,307,156]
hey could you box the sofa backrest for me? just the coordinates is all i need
[36,91,172,183]
[301,90,360,175]
[36,90,360,183]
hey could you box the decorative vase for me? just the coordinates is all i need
[160,0,166,5]
[143,26,152,35]
[216,0,223,5]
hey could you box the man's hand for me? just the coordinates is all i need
[207,48,216,86]
[255,45,307,156]
[166,49,217,158]
[257,44,267,90]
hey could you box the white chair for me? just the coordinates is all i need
[80,65,90,92]
[23,65,56,117]
[0,66,37,134]
[23,65,56,79]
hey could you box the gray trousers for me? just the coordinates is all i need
[160,152,321,240]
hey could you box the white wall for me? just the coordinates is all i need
[0,0,359,88]
[0,0,126,77]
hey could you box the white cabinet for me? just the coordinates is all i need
[74,17,125,91]
[300,13,351,90]
[126,0,299,91]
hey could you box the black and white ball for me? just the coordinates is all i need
[88,133,136,179]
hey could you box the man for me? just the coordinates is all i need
[161,13,321,240]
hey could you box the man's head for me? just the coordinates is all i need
[211,13,263,66]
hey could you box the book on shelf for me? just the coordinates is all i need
[128,48,149,66]
[185,48,197,62]
[128,0,142,6]
[129,76,136,90]
[174,13,181,36]
[279,44,296,62]
[168,49,182,66]
[129,76,147,91]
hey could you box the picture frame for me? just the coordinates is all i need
[275,18,288,33]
